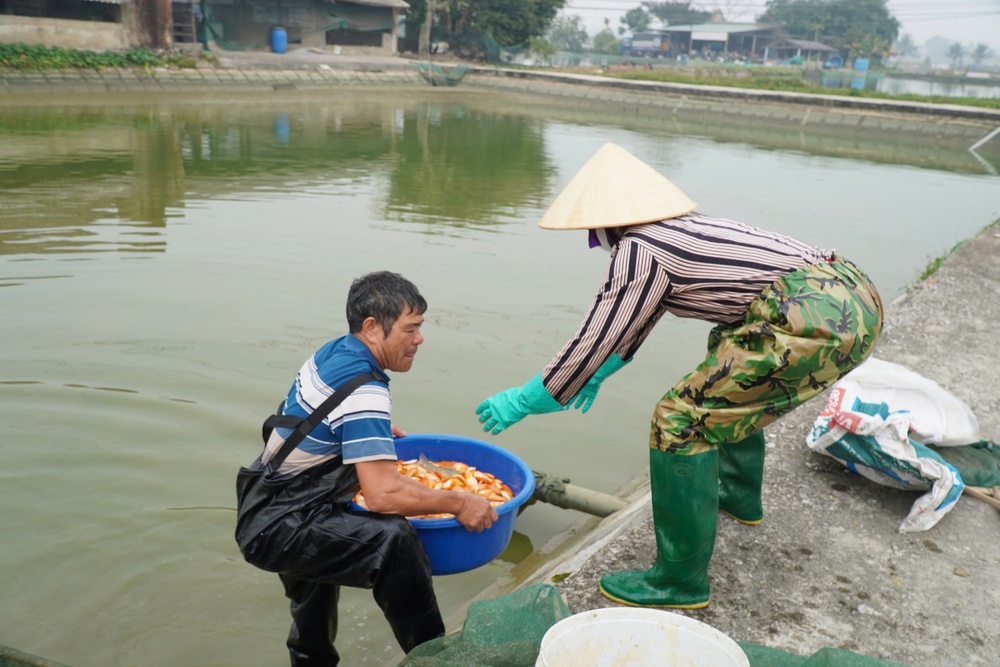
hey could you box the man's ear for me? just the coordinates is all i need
[359,316,382,342]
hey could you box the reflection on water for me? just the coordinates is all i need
[808,69,1000,100]
[0,97,555,262]
[1,90,999,667]
[880,75,1000,100]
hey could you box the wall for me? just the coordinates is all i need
[0,14,127,50]
[204,0,396,54]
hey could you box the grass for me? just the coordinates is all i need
[918,218,1000,281]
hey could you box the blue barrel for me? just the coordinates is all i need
[270,26,287,54]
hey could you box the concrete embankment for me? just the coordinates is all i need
[4,52,997,165]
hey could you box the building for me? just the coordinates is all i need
[201,0,409,55]
[0,0,137,50]
[660,22,778,61]
[766,38,839,65]
[0,0,409,55]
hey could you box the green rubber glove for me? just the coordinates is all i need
[570,354,629,413]
[476,374,566,435]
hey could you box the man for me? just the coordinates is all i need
[236,271,497,665]
[475,143,883,609]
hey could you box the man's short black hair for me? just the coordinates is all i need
[346,271,427,336]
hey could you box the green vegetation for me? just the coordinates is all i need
[403,0,564,56]
[918,219,1000,281]
[643,1,711,26]
[0,43,201,71]
[759,0,898,62]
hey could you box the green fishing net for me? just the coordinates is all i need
[398,583,571,667]
[739,643,910,666]
[929,440,1000,487]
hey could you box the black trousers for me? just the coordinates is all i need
[236,460,444,666]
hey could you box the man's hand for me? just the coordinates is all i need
[454,493,498,532]
[357,459,498,529]
[391,424,407,438]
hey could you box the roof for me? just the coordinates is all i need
[326,0,410,8]
[660,22,775,34]
[784,38,837,52]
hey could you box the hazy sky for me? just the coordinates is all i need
[563,0,1000,50]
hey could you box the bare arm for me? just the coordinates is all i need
[355,459,498,532]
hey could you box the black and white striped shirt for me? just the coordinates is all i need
[542,213,832,404]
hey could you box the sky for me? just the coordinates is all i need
[561,0,1000,51]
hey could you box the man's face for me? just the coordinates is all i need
[371,307,424,373]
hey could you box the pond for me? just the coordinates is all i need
[1,88,998,667]
[879,74,1000,100]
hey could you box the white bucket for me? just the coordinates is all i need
[536,607,750,667]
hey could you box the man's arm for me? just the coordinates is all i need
[356,460,498,532]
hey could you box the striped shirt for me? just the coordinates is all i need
[260,334,396,478]
[542,213,832,404]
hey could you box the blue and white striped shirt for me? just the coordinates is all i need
[261,334,396,477]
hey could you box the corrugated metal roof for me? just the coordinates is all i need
[327,0,410,8]
[661,23,774,34]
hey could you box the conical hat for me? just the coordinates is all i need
[538,143,697,230]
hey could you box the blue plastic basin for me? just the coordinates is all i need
[361,434,535,575]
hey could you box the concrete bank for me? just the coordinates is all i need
[452,222,1000,667]
[2,51,999,159]
[463,69,1000,157]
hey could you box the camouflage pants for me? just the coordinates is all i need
[651,257,884,455]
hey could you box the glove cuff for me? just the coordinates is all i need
[522,374,567,414]
[595,353,629,380]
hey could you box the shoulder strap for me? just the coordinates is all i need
[262,371,380,476]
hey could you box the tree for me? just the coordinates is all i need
[547,15,588,52]
[947,42,964,67]
[758,0,899,62]
[642,1,710,26]
[406,0,567,56]
[971,43,993,68]
[618,7,651,36]
[894,33,917,59]
[528,36,557,64]
[593,28,622,54]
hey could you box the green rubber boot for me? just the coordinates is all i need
[718,431,766,525]
[599,447,719,609]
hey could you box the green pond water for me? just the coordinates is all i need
[0,88,998,666]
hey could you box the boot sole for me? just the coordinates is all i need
[719,509,763,525]
[598,583,710,610]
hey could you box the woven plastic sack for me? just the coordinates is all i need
[831,358,980,446]
[807,393,964,532]
[398,583,571,667]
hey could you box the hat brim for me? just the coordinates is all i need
[538,142,697,230]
